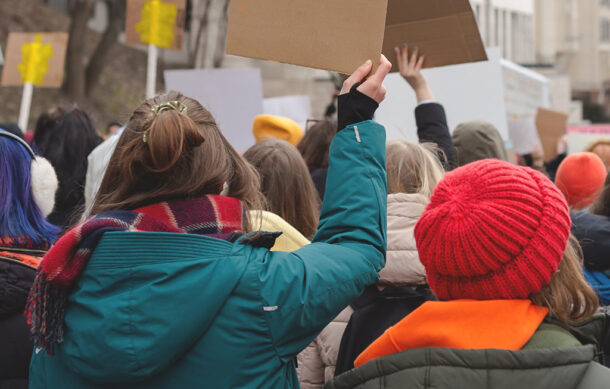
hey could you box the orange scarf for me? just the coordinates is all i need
[355,299,548,367]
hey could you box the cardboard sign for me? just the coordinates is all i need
[382,0,487,73]
[164,68,263,152]
[1,32,68,88]
[263,95,311,130]
[374,48,508,143]
[226,0,486,74]
[536,108,568,162]
[125,0,186,50]
[567,125,610,154]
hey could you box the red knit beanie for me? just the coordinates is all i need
[414,159,571,300]
[555,152,607,209]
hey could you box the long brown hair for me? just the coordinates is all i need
[297,119,336,172]
[91,92,264,230]
[244,138,320,239]
[530,235,599,326]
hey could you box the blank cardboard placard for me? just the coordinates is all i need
[1,32,68,88]
[164,68,263,152]
[226,0,485,74]
[263,95,311,130]
[536,108,568,162]
[125,0,186,50]
[227,0,388,74]
[374,48,508,142]
[383,0,487,72]
[567,125,610,154]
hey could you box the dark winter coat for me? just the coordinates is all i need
[325,345,610,389]
[571,211,610,271]
[334,285,434,376]
[414,103,456,170]
[0,250,40,389]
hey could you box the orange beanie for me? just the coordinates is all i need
[252,115,304,146]
[555,152,607,209]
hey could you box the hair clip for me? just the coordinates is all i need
[151,100,188,116]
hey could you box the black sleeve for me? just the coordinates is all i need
[545,152,567,182]
[337,83,379,132]
[415,103,456,170]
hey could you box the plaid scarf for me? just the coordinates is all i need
[26,195,245,353]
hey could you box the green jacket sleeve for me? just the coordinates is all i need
[257,120,387,360]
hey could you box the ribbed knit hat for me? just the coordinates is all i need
[555,152,607,209]
[414,159,571,300]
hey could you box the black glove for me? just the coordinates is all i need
[337,83,379,131]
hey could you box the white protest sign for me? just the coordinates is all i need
[501,59,550,119]
[568,125,610,154]
[374,48,508,142]
[263,95,311,130]
[508,117,540,155]
[164,68,263,152]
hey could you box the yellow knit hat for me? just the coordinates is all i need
[252,115,304,146]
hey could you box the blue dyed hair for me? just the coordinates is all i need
[0,135,59,247]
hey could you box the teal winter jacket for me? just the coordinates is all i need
[29,121,387,388]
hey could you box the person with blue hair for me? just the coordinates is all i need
[0,129,59,388]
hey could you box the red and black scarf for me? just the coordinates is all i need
[26,195,245,353]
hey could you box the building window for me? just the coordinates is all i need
[602,0,610,8]
[602,19,610,42]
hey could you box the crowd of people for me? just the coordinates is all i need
[1,48,610,388]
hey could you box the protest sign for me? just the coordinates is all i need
[501,59,550,119]
[226,0,486,74]
[374,48,508,142]
[508,117,541,155]
[1,32,68,88]
[164,68,263,152]
[125,0,186,50]
[1,32,68,131]
[536,108,568,162]
[263,95,311,130]
[567,125,610,154]
[126,0,186,98]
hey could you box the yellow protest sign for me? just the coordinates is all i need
[135,0,178,48]
[1,32,68,88]
[17,34,54,85]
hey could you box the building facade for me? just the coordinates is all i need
[470,0,536,63]
[536,0,610,110]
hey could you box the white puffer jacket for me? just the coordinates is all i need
[297,193,429,388]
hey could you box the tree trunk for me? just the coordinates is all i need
[212,0,230,68]
[85,0,126,96]
[63,0,95,101]
[193,0,212,68]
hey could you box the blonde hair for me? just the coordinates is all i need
[530,236,599,326]
[587,139,610,168]
[386,141,445,197]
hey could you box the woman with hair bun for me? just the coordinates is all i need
[27,55,393,388]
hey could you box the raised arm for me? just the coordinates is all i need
[395,45,456,170]
[258,56,391,358]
